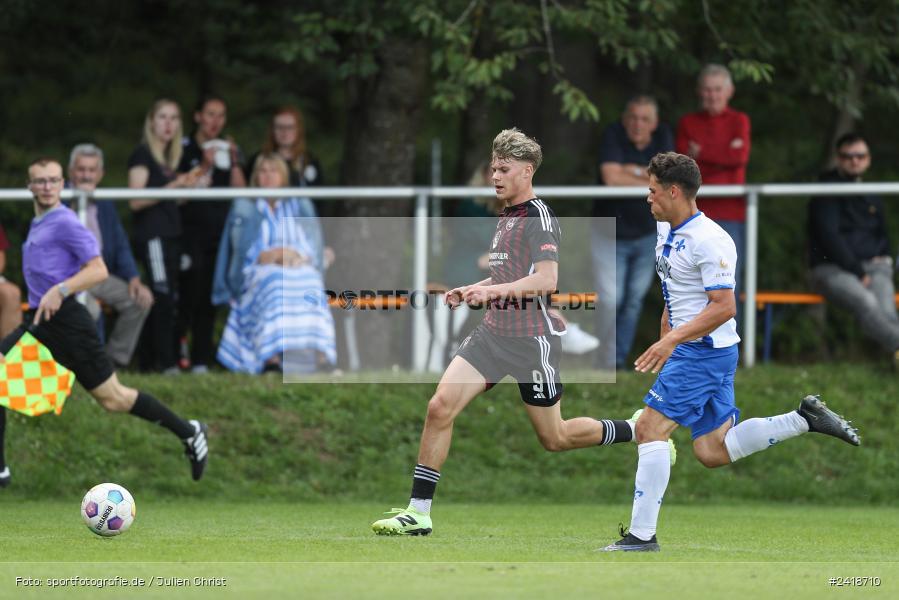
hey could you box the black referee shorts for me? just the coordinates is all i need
[0,297,114,391]
[455,324,563,407]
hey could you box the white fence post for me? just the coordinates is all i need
[412,191,430,372]
[744,187,759,368]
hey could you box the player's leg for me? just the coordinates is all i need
[0,321,31,487]
[520,334,638,451]
[88,373,209,480]
[602,406,677,552]
[0,408,7,487]
[694,396,859,467]
[372,355,486,536]
[603,344,723,552]
[525,402,633,451]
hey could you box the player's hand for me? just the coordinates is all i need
[128,277,154,310]
[462,285,496,306]
[634,336,677,374]
[444,287,465,309]
[33,286,64,325]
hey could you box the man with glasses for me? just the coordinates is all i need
[68,144,153,369]
[808,132,899,367]
[0,158,209,489]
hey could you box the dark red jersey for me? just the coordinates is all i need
[482,198,565,337]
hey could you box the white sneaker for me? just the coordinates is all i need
[561,323,600,355]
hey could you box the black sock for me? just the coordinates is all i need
[130,391,195,439]
[598,419,633,445]
[410,463,440,501]
[0,408,6,467]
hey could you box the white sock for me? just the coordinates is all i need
[724,411,809,462]
[629,441,671,541]
[409,498,432,514]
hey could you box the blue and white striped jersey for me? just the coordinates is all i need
[654,212,740,348]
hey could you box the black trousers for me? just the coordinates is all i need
[175,234,220,368]
[136,236,180,371]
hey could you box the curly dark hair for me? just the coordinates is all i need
[647,152,702,199]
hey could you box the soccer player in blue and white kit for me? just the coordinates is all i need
[602,152,860,552]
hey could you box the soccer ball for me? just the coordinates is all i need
[81,483,136,537]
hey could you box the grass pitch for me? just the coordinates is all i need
[1,500,896,599]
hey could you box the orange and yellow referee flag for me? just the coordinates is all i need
[0,332,72,416]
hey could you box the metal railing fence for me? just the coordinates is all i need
[4,181,898,370]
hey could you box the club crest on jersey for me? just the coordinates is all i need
[655,255,672,280]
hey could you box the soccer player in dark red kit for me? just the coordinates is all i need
[372,128,665,536]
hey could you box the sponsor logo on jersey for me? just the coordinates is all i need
[540,243,557,252]
[655,255,671,280]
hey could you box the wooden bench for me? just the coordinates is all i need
[746,291,899,362]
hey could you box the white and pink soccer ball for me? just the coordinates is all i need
[81,483,136,537]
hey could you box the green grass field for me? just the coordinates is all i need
[1,501,897,598]
[2,365,897,598]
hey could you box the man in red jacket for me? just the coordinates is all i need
[676,64,751,324]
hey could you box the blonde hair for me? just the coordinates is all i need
[491,128,542,171]
[142,99,183,172]
[250,153,290,187]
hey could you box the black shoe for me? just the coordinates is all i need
[183,420,209,481]
[599,524,660,552]
[0,466,9,488]
[797,395,860,446]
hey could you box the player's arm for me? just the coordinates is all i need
[635,288,735,373]
[463,260,557,305]
[34,256,109,324]
[660,305,671,339]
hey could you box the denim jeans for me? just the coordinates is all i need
[717,219,745,333]
[811,259,899,352]
[592,231,658,369]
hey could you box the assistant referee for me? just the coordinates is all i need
[0,158,208,488]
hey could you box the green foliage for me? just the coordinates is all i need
[2,366,895,504]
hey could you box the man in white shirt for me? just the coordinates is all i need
[601,152,860,552]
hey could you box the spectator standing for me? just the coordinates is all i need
[128,99,202,373]
[676,64,751,324]
[249,106,323,188]
[0,222,22,339]
[68,144,153,368]
[593,95,673,369]
[808,133,899,366]
[176,95,246,374]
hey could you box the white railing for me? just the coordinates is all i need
[5,181,897,370]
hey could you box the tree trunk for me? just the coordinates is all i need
[330,38,428,370]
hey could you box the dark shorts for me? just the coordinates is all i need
[0,298,114,391]
[455,324,563,407]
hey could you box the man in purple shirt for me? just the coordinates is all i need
[0,158,208,488]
